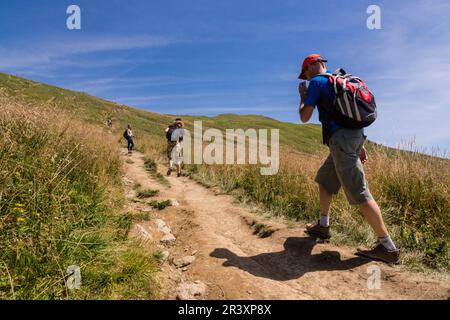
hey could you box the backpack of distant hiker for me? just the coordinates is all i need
[318,68,377,128]
[166,125,177,141]
[123,130,129,140]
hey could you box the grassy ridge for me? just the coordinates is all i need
[0,73,172,137]
[179,114,324,154]
[0,73,324,155]
[0,92,159,299]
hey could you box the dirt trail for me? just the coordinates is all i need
[121,149,450,300]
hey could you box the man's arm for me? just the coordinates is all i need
[299,102,314,123]
[298,82,315,123]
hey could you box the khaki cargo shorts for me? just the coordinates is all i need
[315,128,374,205]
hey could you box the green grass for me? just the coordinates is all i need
[143,157,170,187]
[0,96,159,299]
[136,189,160,199]
[148,200,172,210]
[152,250,168,265]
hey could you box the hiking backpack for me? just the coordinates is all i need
[318,68,377,128]
[166,125,177,141]
[123,130,128,139]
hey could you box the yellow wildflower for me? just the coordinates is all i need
[17,217,26,223]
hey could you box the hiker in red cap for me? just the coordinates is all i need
[298,54,328,82]
[297,54,400,264]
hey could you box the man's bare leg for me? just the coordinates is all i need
[359,199,398,252]
[317,184,333,227]
[320,185,332,217]
[355,199,399,263]
[359,200,388,237]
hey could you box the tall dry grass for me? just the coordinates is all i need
[0,93,159,299]
[186,143,450,272]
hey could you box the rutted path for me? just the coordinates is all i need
[121,149,450,300]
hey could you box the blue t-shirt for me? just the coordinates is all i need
[304,71,341,145]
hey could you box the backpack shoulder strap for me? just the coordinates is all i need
[312,72,332,79]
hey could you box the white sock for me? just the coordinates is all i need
[379,235,397,251]
[169,160,173,169]
[319,215,330,227]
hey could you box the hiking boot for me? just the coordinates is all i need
[305,220,331,240]
[167,168,172,176]
[177,172,181,177]
[356,244,400,264]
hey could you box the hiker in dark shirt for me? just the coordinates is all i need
[298,54,399,264]
[124,124,134,155]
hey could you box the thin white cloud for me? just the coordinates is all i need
[0,35,178,70]
[65,76,219,95]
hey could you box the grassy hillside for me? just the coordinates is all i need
[0,73,171,136]
[179,114,324,154]
[0,73,324,155]
[0,80,160,299]
[1,72,449,278]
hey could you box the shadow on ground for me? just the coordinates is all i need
[210,236,370,281]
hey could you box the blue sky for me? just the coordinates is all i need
[1,0,449,154]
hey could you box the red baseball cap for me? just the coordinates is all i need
[298,54,328,80]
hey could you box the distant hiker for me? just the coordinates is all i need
[107,117,113,129]
[298,54,399,264]
[165,118,184,177]
[123,124,134,154]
